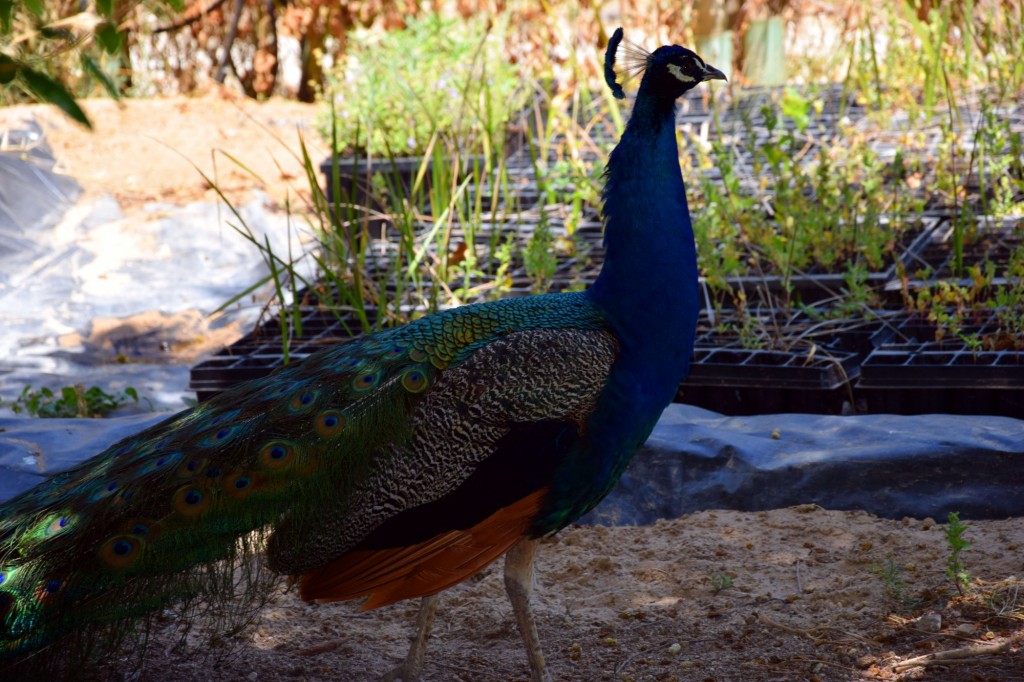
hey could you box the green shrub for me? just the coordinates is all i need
[318,14,525,157]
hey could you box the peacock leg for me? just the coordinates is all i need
[504,537,552,682]
[380,593,441,682]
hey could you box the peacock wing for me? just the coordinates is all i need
[287,327,620,607]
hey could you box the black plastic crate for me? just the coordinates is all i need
[855,385,1024,417]
[319,155,484,238]
[857,310,1024,417]
[859,346,1024,388]
[679,384,856,416]
[898,215,1023,285]
[677,308,893,415]
[687,346,860,389]
[190,307,373,401]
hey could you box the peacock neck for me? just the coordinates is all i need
[537,93,702,534]
[587,93,700,392]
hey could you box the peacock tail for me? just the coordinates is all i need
[0,292,611,670]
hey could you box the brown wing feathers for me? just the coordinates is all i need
[299,488,548,607]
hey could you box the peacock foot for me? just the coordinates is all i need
[379,664,422,682]
[379,593,440,682]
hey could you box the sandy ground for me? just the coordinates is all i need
[107,508,1023,682]
[0,88,324,213]
[2,97,1022,680]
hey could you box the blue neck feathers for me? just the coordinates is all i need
[536,34,717,533]
[587,92,700,402]
[536,88,703,534]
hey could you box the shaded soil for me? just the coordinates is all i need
[57,310,253,364]
[109,508,1023,682]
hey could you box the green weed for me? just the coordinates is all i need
[708,571,734,595]
[945,511,973,596]
[873,556,924,614]
[317,14,525,158]
[5,384,142,419]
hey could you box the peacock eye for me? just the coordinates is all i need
[666,63,696,84]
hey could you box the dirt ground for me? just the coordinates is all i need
[0,88,323,215]
[110,508,1023,682]
[3,97,1023,681]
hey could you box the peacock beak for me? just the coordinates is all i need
[701,64,728,82]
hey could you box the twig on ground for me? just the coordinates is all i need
[299,639,343,656]
[892,633,1021,672]
[758,614,880,646]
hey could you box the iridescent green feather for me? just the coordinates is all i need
[0,292,607,673]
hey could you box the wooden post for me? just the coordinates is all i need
[694,0,737,83]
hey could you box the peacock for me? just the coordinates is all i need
[0,28,724,681]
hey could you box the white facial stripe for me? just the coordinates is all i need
[693,54,706,70]
[667,63,696,83]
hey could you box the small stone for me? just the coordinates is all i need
[955,623,977,636]
[915,612,942,633]
[856,654,877,668]
[668,642,682,655]
[248,673,258,681]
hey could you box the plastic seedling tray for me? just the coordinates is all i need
[320,155,456,203]
[320,154,485,239]
[189,306,378,401]
[857,309,1024,417]
[676,308,897,416]
[895,215,1023,288]
[718,215,942,304]
[687,346,859,389]
[860,347,1023,387]
[319,156,424,238]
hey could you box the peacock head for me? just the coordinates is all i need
[604,28,726,101]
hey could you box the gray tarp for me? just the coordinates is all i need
[581,404,1024,524]
[2,404,1021,521]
